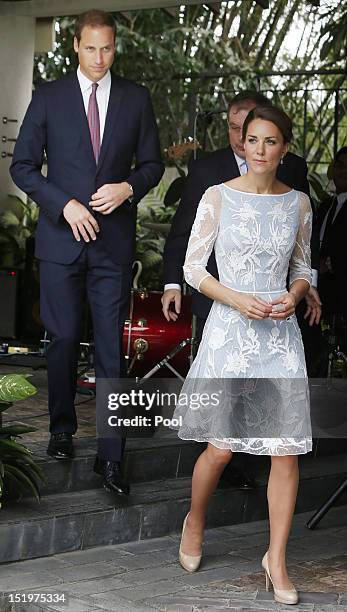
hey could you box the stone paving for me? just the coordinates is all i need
[0,505,346,611]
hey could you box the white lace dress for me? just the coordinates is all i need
[172,184,313,455]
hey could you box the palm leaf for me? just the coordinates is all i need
[4,464,41,501]
[0,438,33,456]
[0,424,38,436]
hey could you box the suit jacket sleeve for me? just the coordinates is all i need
[163,159,209,286]
[10,87,73,225]
[127,88,164,203]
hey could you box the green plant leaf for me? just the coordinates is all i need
[0,374,37,402]
[6,456,46,483]
[4,464,41,501]
[0,438,33,456]
[0,424,38,436]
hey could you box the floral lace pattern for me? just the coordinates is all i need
[172,185,313,455]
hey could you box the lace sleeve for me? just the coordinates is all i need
[183,185,222,292]
[289,191,313,287]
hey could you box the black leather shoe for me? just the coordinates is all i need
[220,464,256,489]
[94,457,130,495]
[47,433,74,460]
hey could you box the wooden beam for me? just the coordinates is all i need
[0,0,210,18]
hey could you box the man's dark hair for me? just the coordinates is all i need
[74,9,117,43]
[242,105,293,144]
[227,90,271,118]
[335,146,347,163]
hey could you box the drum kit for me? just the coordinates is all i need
[76,287,194,389]
[123,288,193,380]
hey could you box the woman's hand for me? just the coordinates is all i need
[269,292,296,320]
[230,292,273,320]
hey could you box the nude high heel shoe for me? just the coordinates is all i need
[262,552,299,605]
[179,513,202,573]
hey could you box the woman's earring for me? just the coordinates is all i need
[280,157,284,165]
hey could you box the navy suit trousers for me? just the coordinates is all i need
[39,240,132,461]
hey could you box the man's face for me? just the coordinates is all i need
[227,102,256,159]
[333,153,347,193]
[74,25,115,82]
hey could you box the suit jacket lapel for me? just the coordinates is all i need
[333,197,347,226]
[96,74,125,173]
[218,147,240,183]
[68,72,96,166]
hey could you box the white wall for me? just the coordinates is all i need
[0,16,35,207]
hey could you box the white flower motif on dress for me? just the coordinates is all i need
[235,201,260,222]
[225,350,249,375]
[208,327,225,350]
[267,327,281,353]
[227,251,248,273]
[244,326,260,354]
[281,348,300,374]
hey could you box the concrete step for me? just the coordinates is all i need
[23,434,347,498]
[1,452,346,564]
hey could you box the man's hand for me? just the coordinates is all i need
[89,182,132,215]
[304,286,322,326]
[63,199,100,242]
[161,289,181,322]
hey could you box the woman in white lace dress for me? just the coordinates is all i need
[175,106,312,605]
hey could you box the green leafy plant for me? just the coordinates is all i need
[0,374,45,507]
[0,195,39,267]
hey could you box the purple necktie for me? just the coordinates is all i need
[87,82,100,163]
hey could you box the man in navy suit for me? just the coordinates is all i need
[10,10,164,495]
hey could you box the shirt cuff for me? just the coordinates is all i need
[311,269,318,288]
[164,284,181,291]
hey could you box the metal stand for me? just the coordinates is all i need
[137,337,194,382]
[306,478,347,529]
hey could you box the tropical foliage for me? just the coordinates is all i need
[34,1,346,174]
[0,374,45,507]
[0,196,39,267]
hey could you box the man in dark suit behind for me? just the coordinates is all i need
[162,91,321,486]
[10,10,164,494]
[317,146,347,349]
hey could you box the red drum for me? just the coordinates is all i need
[123,290,192,378]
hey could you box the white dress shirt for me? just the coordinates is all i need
[77,66,111,144]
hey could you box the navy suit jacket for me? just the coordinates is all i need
[10,71,164,265]
[164,146,319,318]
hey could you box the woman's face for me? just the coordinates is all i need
[244,118,288,175]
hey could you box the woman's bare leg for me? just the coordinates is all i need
[181,443,233,555]
[267,455,299,588]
